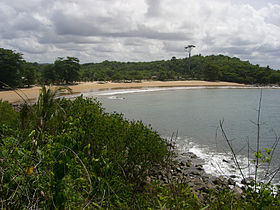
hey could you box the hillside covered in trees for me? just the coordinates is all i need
[1,47,280,89]
[80,55,280,84]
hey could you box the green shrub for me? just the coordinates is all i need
[0,99,19,128]
[0,91,170,208]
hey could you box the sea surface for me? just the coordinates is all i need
[79,87,280,185]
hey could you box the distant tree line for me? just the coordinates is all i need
[1,47,280,89]
[80,55,280,84]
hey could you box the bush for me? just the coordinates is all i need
[0,100,19,128]
[0,93,170,208]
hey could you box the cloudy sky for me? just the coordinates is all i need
[1,0,279,69]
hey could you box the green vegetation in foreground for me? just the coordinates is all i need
[1,87,280,209]
[1,47,280,90]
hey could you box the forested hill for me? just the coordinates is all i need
[80,54,280,84]
[1,47,280,89]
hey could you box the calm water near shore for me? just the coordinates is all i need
[83,87,280,184]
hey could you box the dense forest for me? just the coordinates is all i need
[80,55,280,84]
[1,47,280,89]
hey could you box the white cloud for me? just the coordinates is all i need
[0,0,279,69]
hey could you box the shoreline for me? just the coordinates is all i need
[0,80,245,104]
[151,146,243,197]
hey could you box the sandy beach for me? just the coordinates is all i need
[0,80,245,104]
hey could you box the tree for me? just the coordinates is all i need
[54,57,80,84]
[0,48,24,88]
[268,72,280,84]
[111,72,122,81]
[158,71,168,81]
[203,63,220,81]
[41,64,56,84]
[22,62,37,87]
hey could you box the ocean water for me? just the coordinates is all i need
[80,87,280,184]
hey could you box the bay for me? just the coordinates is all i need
[87,87,280,184]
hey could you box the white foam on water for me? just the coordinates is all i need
[91,86,266,97]
[96,87,189,96]
[174,136,270,185]
[107,96,126,100]
[63,86,280,100]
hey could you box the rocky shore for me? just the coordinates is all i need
[149,150,244,199]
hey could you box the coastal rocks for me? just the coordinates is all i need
[241,178,254,186]
[149,150,243,198]
[195,164,204,171]
[228,178,235,186]
[233,186,243,195]
[223,159,230,163]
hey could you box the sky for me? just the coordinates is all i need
[0,0,279,69]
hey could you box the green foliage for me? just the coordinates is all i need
[39,57,80,85]
[203,184,280,209]
[0,48,24,88]
[34,85,72,130]
[134,181,201,209]
[1,47,280,88]
[253,148,273,163]
[22,62,38,87]
[236,182,280,209]
[41,64,56,84]
[0,87,171,208]
[0,100,19,127]
[54,57,80,84]
[80,55,280,85]
[203,63,221,81]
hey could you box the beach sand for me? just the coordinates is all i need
[0,80,245,104]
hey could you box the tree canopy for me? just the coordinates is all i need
[54,57,80,84]
[1,47,280,88]
[79,54,280,85]
[203,63,221,81]
[0,48,24,88]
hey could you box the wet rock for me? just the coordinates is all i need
[223,159,230,163]
[176,167,182,174]
[148,150,247,200]
[228,178,235,186]
[233,186,243,196]
[198,186,209,193]
[241,178,254,186]
[179,161,185,167]
[201,175,210,183]
[163,177,168,184]
[195,164,204,171]
[167,172,172,180]
[185,160,192,167]
[188,153,198,159]
[230,165,235,169]
[199,184,216,193]
[190,170,201,176]
[212,177,226,186]
[212,178,220,185]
